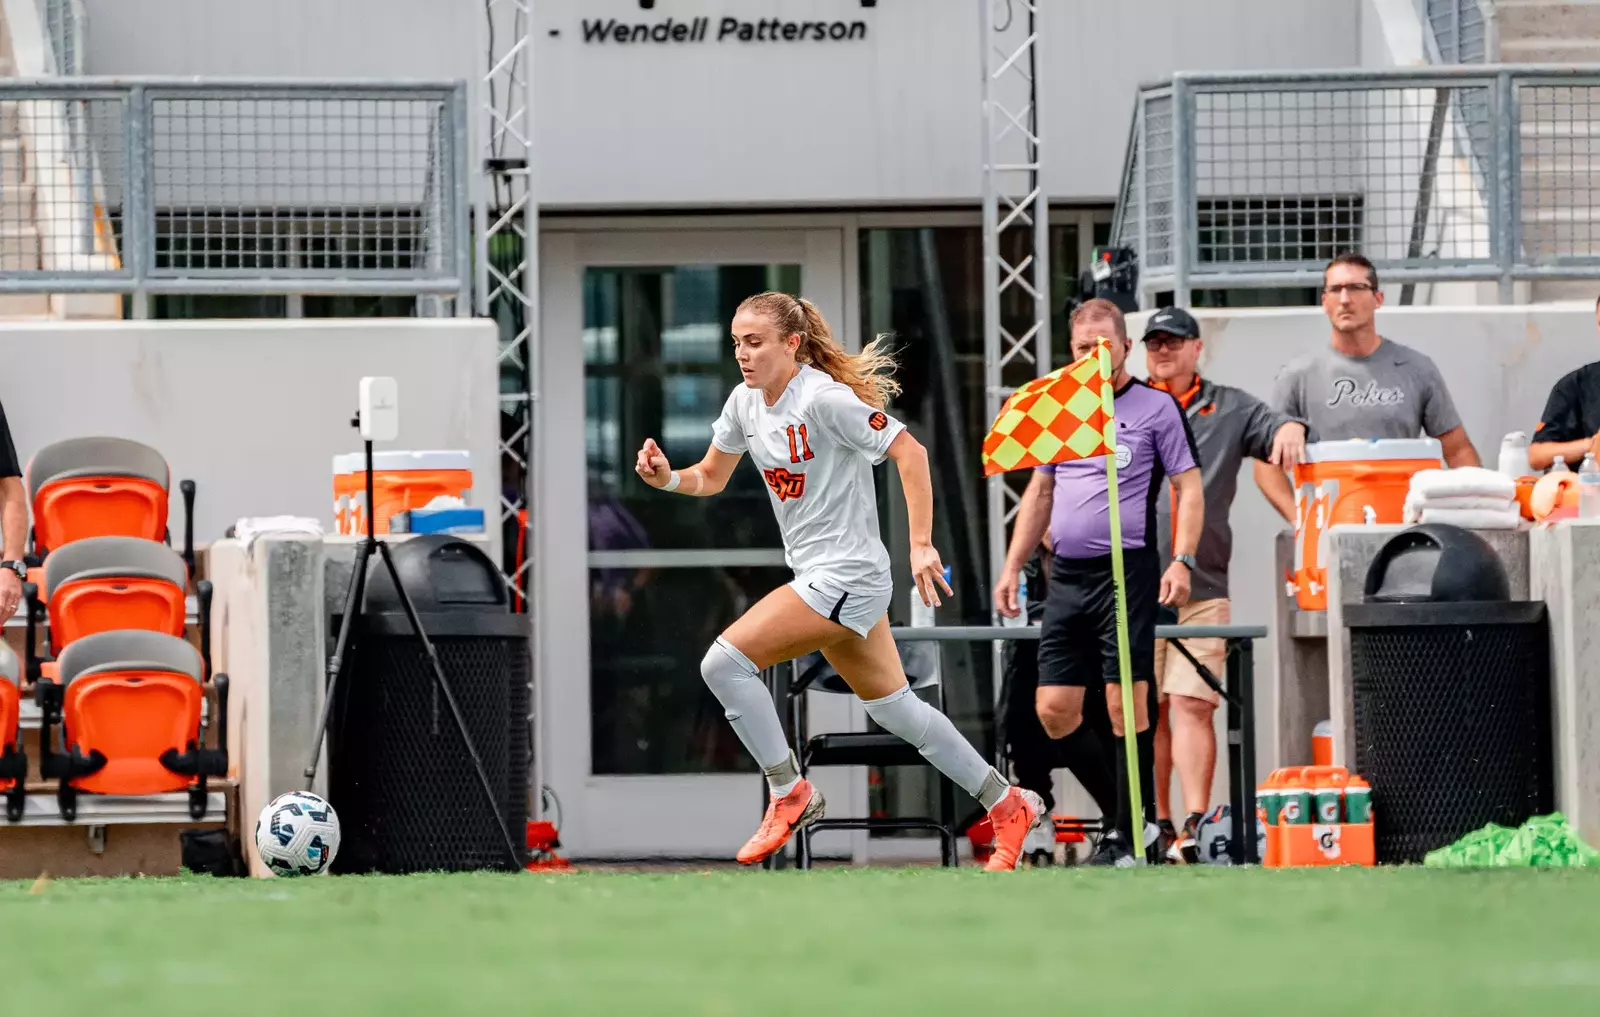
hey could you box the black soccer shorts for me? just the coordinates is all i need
[1036,546,1160,688]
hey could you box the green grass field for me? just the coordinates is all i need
[5,866,1598,1015]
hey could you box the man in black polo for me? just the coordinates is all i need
[1143,306,1308,862]
[0,398,25,621]
[1530,294,1600,471]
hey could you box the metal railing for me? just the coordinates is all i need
[0,79,470,305]
[1112,65,1600,306]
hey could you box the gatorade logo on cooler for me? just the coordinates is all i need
[1315,824,1342,860]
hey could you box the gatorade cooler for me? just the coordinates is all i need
[1291,438,1443,610]
[332,450,473,536]
[1258,765,1376,868]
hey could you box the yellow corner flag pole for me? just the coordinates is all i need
[1098,338,1144,865]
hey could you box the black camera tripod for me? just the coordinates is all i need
[300,413,521,868]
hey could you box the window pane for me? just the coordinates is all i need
[302,295,418,318]
[583,264,797,552]
[590,566,787,774]
[148,294,287,319]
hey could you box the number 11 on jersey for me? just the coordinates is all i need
[786,424,815,464]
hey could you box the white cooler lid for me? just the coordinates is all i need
[366,450,472,472]
[1304,438,1442,463]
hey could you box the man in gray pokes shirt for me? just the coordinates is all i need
[1143,306,1308,864]
[1269,252,1479,474]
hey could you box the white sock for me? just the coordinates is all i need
[700,638,797,795]
[860,685,1008,808]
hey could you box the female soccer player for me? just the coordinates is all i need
[635,291,1044,870]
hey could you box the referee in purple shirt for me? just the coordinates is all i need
[995,298,1204,866]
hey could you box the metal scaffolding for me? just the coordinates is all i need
[478,0,541,809]
[980,0,1050,656]
[477,0,539,597]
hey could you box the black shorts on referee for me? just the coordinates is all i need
[1037,546,1159,687]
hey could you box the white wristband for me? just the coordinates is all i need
[663,470,681,492]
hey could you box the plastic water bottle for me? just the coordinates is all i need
[1551,454,1570,474]
[1580,453,1600,519]
[1003,573,1028,628]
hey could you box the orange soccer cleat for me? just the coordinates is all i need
[736,780,826,865]
[982,787,1046,872]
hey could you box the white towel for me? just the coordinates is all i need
[1403,492,1516,522]
[1407,467,1517,501]
[234,515,324,552]
[1414,505,1523,530]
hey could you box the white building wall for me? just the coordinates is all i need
[0,319,503,556]
[80,0,1364,208]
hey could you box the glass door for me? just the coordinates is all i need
[539,228,855,858]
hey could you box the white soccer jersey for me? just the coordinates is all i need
[711,364,905,587]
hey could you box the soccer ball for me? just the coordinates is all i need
[254,791,341,877]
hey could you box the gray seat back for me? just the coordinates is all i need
[56,630,202,687]
[26,437,170,502]
[45,536,189,601]
[0,642,17,687]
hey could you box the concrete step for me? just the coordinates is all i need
[0,293,51,317]
[1499,38,1600,62]
[1496,1,1600,41]
[0,138,26,189]
[1518,97,1600,129]
[1529,279,1600,304]
[1520,209,1600,260]
[1520,168,1600,196]
[0,225,40,271]
[0,178,32,219]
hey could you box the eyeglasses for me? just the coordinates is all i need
[1323,283,1375,296]
[1142,335,1194,351]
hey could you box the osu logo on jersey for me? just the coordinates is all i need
[762,467,807,502]
[867,411,888,431]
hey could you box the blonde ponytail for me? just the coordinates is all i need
[737,291,901,409]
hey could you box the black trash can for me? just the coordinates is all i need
[1344,524,1552,864]
[329,535,530,874]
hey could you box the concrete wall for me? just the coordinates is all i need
[80,0,1364,208]
[0,319,502,560]
[1529,520,1600,848]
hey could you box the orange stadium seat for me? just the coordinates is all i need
[44,536,190,646]
[0,642,23,822]
[25,437,191,559]
[38,629,229,821]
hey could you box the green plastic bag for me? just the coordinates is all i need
[1424,812,1600,868]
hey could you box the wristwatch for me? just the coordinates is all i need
[1173,554,1197,572]
[0,560,25,581]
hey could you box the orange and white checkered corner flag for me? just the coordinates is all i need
[981,337,1115,477]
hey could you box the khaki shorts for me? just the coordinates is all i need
[1153,598,1230,706]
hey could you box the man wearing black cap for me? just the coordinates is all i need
[1143,306,1310,862]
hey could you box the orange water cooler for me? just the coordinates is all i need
[332,450,473,536]
[1290,438,1442,610]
